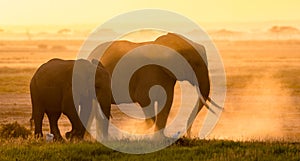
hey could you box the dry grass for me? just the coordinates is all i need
[0,39,299,142]
[0,122,31,139]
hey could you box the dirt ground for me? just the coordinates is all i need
[0,39,299,141]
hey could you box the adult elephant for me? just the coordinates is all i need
[30,58,111,140]
[89,33,216,138]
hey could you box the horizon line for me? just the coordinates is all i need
[1,19,300,27]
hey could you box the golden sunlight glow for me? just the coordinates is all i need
[1,0,300,25]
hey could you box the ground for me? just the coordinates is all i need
[0,39,299,159]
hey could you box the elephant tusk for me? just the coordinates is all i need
[199,94,216,115]
[207,97,223,109]
[206,105,216,115]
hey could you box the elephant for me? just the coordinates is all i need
[30,58,111,140]
[88,33,218,138]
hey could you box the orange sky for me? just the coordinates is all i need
[1,0,300,26]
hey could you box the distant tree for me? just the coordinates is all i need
[269,26,300,39]
[26,28,32,40]
[269,26,299,34]
[57,28,72,34]
[57,28,72,39]
[211,29,242,40]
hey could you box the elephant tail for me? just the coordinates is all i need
[30,117,34,131]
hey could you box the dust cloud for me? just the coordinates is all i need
[90,70,298,141]
[207,70,297,141]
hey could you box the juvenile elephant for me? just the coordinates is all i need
[89,33,217,138]
[30,58,111,140]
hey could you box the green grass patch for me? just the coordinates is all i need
[0,138,299,161]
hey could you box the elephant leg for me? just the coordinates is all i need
[140,105,156,130]
[64,107,85,139]
[62,89,85,139]
[186,101,203,138]
[34,111,44,138]
[93,103,109,140]
[96,87,111,140]
[30,83,44,138]
[154,96,173,131]
[145,117,155,129]
[46,112,62,140]
[153,85,175,138]
[79,96,93,130]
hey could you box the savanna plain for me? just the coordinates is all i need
[0,37,299,160]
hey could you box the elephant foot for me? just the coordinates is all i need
[65,130,85,140]
[152,131,169,141]
[145,118,155,129]
[185,129,193,139]
[53,135,64,142]
[34,132,43,139]
[65,131,72,140]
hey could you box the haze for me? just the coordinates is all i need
[1,0,300,25]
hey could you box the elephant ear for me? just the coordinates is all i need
[91,59,99,66]
[92,59,105,69]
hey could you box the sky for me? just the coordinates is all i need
[1,0,300,26]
